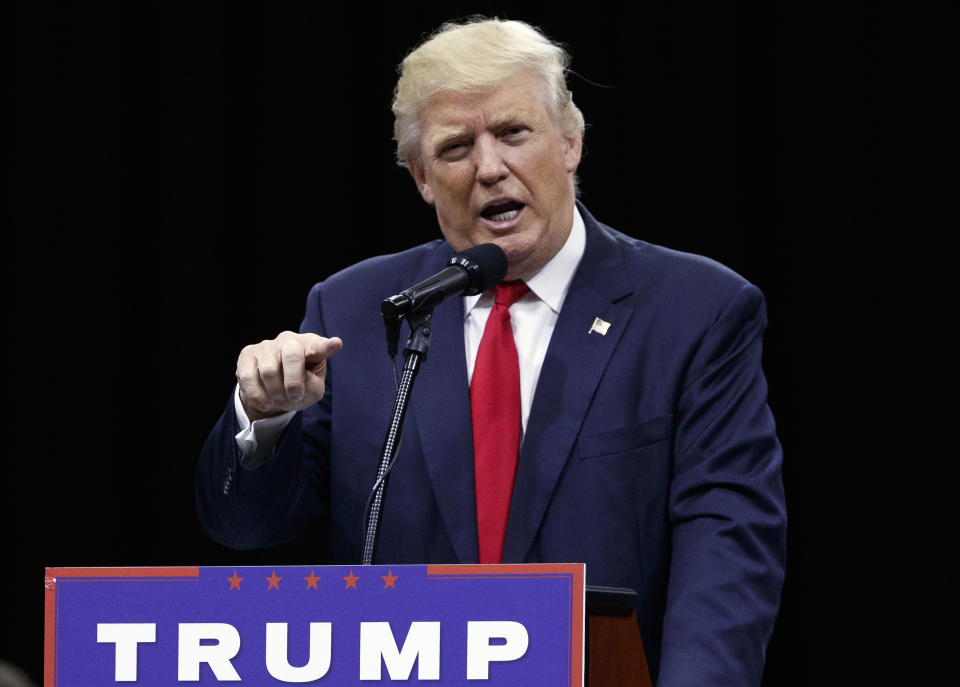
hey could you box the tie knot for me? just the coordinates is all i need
[493,280,529,308]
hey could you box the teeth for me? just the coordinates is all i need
[489,208,520,222]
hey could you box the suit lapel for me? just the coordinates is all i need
[503,210,635,562]
[406,244,480,563]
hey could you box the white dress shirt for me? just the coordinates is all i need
[462,207,585,435]
[235,206,586,463]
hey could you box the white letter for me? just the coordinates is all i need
[466,621,529,680]
[96,623,156,681]
[265,622,332,682]
[178,623,241,681]
[359,621,440,680]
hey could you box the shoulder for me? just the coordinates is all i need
[580,205,765,326]
[300,238,455,339]
[307,239,451,304]
[602,224,750,292]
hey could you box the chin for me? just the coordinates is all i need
[491,233,533,260]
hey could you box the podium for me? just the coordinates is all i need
[45,564,652,686]
[587,586,653,687]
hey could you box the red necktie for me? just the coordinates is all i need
[471,280,529,563]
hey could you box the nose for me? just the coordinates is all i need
[475,136,508,185]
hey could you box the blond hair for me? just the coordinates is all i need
[392,17,585,168]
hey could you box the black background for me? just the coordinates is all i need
[11,2,937,684]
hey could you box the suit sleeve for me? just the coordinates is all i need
[657,283,786,686]
[195,283,332,551]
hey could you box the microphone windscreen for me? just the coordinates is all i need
[456,243,508,292]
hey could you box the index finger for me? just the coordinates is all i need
[303,335,343,363]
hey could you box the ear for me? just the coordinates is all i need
[407,161,435,206]
[562,133,582,173]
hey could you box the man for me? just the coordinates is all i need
[197,18,786,685]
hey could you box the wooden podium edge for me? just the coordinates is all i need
[586,586,652,687]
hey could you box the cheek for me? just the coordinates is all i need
[513,148,566,192]
[431,172,475,210]
[436,222,474,253]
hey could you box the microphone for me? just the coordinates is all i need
[380,243,507,357]
[381,243,508,324]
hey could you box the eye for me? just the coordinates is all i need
[501,125,530,143]
[437,140,470,161]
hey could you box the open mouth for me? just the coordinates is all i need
[481,199,525,223]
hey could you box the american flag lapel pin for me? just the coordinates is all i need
[589,317,611,335]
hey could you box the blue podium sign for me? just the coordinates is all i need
[45,563,584,685]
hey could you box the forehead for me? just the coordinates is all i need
[418,72,550,138]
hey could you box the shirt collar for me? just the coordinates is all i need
[464,205,586,316]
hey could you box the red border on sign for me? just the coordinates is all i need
[427,563,585,687]
[44,567,199,687]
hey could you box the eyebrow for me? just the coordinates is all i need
[487,110,534,130]
[427,109,539,153]
[428,127,470,151]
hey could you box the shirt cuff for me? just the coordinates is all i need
[233,384,296,468]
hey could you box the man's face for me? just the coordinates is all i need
[409,72,582,281]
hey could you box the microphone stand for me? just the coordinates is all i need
[361,306,433,566]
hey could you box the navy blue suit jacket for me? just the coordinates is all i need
[197,205,786,685]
